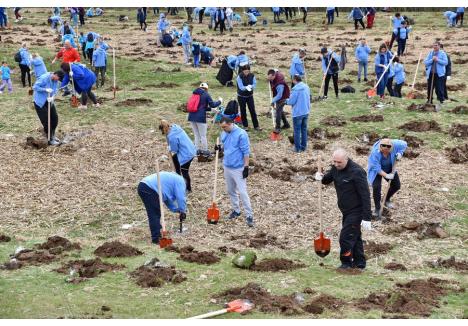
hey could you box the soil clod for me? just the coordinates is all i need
[36,235,81,253]
[55,258,124,280]
[350,114,384,122]
[445,144,468,163]
[448,123,468,138]
[384,262,408,271]
[449,105,468,114]
[115,98,153,107]
[403,135,424,148]
[179,249,221,265]
[321,116,347,127]
[0,234,11,242]
[364,241,394,258]
[130,264,186,288]
[94,241,143,258]
[398,120,441,132]
[406,103,437,112]
[251,258,306,272]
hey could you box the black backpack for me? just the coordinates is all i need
[14,51,21,63]
[341,85,355,93]
[224,100,239,116]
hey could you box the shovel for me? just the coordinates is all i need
[47,93,51,142]
[268,81,281,141]
[379,160,398,219]
[314,155,331,258]
[316,54,333,101]
[69,65,80,108]
[188,299,254,319]
[156,159,173,248]
[406,52,422,99]
[367,54,396,98]
[112,48,117,100]
[207,137,220,224]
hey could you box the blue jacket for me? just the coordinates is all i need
[62,34,77,48]
[31,57,47,78]
[286,82,311,118]
[289,53,305,77]
[78,35,86,44]
[227,55,238,70]
[92,47,107,67]
[99,41,110,51]
[374,51,393,75]
[367,139,407,184]
[236,74,257,91]
[85,40,95,51]
[167,124,196,165]
[1,66,11,80]
[180,26,191,45]
[391,16,404,29]
[19,48,31,66]
[424,50,448,78]
[355,44,371,63]
[237,54,249,67]
[215,9,225,21]
[157,15,170,32]
[61,63,96,93]
[393,26,412,40]
[221,124,250,169]
[321,51,341,74]
[350,7,363,19]
[393,63,405,84]
[141,172,187,213]
[246,12,257,23]
[271,84,284,104]
[444,11,457,21]
[33,72,59,108]
[457,7,465,13]
[188,88,221,123]
[272,7,280,13]
[50,15,62,25]
[60,25,75,36]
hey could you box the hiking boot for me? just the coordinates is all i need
[384,201,394,209]
[273,128,281,134]
[364,78,368,82]
[353,263,366,270]
[254,127,263,131]
[323,95,328,100]
[281,124,290,130]
[246,216,254,227]
[52,136,60,143]
[226,211,241,220]
[357,78,361,83]
[48,139,60,146]
[372,209,382,220]
[338,264,352,270]
[151,239,160,245]
[243,126,249,131]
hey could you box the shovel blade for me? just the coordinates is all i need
[226,299,255,313]
[314,232,331,258]
[207,203,220,224]
[405,92,416,99]
[270,132,282,141]
[70,95,79,107]
[159,231,173,249]
[367,88,377,98]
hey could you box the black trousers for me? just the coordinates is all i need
[35,102,58,141]
[79,14,85,25]
[394,82,403,98]
[456,12,464,25]
[238,95,259,128]
[427,73,444,103]
[86,48,93,65]
[372,172,401,210]
[442,76,449,100]
[397,39,407,56]
[273,12,280,22]
[324,73,339,97]
[340,218,365,267]
[94,66,106,87]
[354,18,365,29]
[172,155,193,192]
[198,8,205,23]
[81,89,97,105]
[214,19,226,33]
[301,8,307,23]
[386,76,395,96]
[140,21,147,30]
[389,32,397,49]
[19,64,31,87]
[275,100,289,131]
[81,43,87,59]
[284,8,292,20]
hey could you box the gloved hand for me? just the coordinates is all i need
[218,97,223,104]
[361,220,372,231]
[45,88,53,93]
[179,212,186,221]
[447,76,451,81]
[245,85,252,92]
[396,153,402,161]
[47,97,54,103]
[69,70,73,77]
[214,144,222,152]
[386,173,395,180]
[314,172,323,181]
[242,166,249,179]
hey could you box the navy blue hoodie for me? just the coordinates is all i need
[187,88,221,123]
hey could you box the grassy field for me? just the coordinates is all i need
[0,8,467,319]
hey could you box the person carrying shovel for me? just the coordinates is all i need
[367,138,407,219]
[267,69,290,134]
[315,148,372,270]
[60,62,100,109]
[374,43,392,100]
[321,47,341,99]
[424,41,448,105]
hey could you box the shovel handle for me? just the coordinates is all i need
[374,54,396,90]
[268,81,275,128]
[317,155,323,232]
[410,52,422,90]
[156,159,167,233]
[379,159,398,215]
[47,99,51,141]
[319,55,333,97]
[212,137,220,203]
[188,308,229,319]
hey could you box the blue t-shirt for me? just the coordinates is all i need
[380,154,392,173]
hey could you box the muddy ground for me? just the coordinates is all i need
[130,258,187,288]
[94,241,143,257]
[55,258,124,283]
[251,258,306,272]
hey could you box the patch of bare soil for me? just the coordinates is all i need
[130,263,186,288]
[312,142,326,150]
[320,116,347,126]
[356,278,457,317]
[384,221,449,239]
[303,294,346,314]
[217,246,239,254]
[406,103,437,112]
[350,114,384,122]
[54,258,124,282]
[94,241,143,258]
[36,235,81,254]
[0,234,11,242]
[251,258,306,272]
[355,146,370,155]
[413,82,427,91]
[450,105,468,114]
[402,135,424,148]
[230,231,285,249]
[358,131,380,145]
[115,98,153,107]
[251,156,317,182]
[131,87,145,91]
[427,256,468,272]
[1,249,58,269]
[398,120,441,132]
[447,83,466,91]
[146,82,180,88]
[404,149,420,159]
[24,136,48,150]
[364,241,394,258]
[308,127,341,139]
[215,283,303,316]
[445,144,468,164]
[384,262,408,271]
[179,248,221,265]
[406,90,426,99]
[448,123,468,138]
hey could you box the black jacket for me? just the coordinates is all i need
[446,54,451,77]
[322,159,372,222]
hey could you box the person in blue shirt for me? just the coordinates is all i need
[286,75,311,153]
[439,43,451,101]
[355,39,371,82]
[31,53,47,79]
[424,41,448,104]
[48,15,62,32]
[349,7,365,30]
[386,48,396,97]
[32,70,64,145]
[321,47,341,99]
[389,12,405,49]
[289,48,306,82]
[444,11,457,27]
[138,171,187,244]
[78,32,87,59]
[215,116,254,227]
[18,43,31,88]
[0,61,13,94]
[181,25,192,65]
[456,7,464,26]
[367,138,407,219]
[60,62,99,109]
[159,120,196,192]
[392,57,405,98]
[245,12,257,26]
[156,13,170,47]
[86,8,94,17]
[395,20,412,56]
[0,7,8,28]
[272,7,281,23]
[95,8,103,16]
[200,43,214,65]
[226,54,238,70]
[214,7,226,34]
[236,65,260,131]
[237,51,249,70]
[92,43,107,88]
[59,21,75,37]
[137,8,147,31]
[374,43,392,99]
[326,7,335,24]
[191,41,201,68]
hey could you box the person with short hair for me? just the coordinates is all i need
[395,20,412,56]
[355,39,371,82]
[236,65,260,131]
[156,13,170,47]
[389,12,405,49]
[321,47,341,99]
[392,57,405,98]
[374,43,392,99]
[289,48,306,82]
[181,24,192,65]
[92,43,106,88]
[267,69,290,134]
[286,75,311,153]
[245,11,257,26]
[456,7,464,26]
[214,7,226,34]
[316,148,372,270]
[349,7,365,30]
[137,7,147,31]
[31,53,47,78]
[424,42,448,104]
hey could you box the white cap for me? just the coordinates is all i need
[200,82,209,89]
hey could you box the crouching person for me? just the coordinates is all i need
[60,62,99,109]
[159,120,196,192]
[138,172,187,244]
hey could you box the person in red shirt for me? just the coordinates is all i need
[52,40,80,64]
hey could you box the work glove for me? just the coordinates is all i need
[386,173,395,180]
[245,85,252,92]
[242,166,249,179]
[179,212,186,221]
[47,97,54,103]
[447,76,451,81]
[214,144,222,152]
[396,153,402,161]
[361,220,372,231]
[45,88,53,93]
[69,70,73,77]
[314,172,323,181]
[218,97,223,104]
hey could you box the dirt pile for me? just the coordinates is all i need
[218,246,239,254]
[215,283,303,315]
[303,294,345,314]
[251,258,306,272]
[0,234,11,242]
[384,221,448,239]
[55,258,124,282]
[178,246,221,265]
[450,105,468,114]
[321,116,347,126]
[24,136,48,150]
[445,144,468,164]
[115,98,153,107]
[428,256,468,272]
[404,149,420,159]
[384,262,408,271]
[130,263,186,288]
[447,83,466,91]
[406,103,437,112]
[94,241,143,257]
[358,132,380,145]
[448,123,468,138]
[350,115,384,122]
[364,241,394,258]
[355,146,370,155]
[1,248,58,269]
[36,235,81,254]
[398,120,441,132]
[308,127,341,140]
[251,156,317,182]
[356,278,456,317]
[403,135,424,148]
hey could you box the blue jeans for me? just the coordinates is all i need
[358,61,368,80]
[376,72,388,96]
[327,10,334,24]
[193,54,200,67]
[137,182,161,243]
[293,114,308,152]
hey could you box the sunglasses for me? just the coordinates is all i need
[380,144,392,148]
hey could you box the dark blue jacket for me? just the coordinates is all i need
[187,88,221,124]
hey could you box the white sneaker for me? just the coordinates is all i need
[48,139,60,146]
[93,103,100,108]
[15,19,19,23]
[78,104,87,110]
[384,201,394,209]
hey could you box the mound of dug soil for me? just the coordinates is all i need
[428,256,468,272]
[24,136,48,150]
[358,132,380,145]
[449,105,468,114]
[364,241,394,258]
[179,248,221,265]
[55,258,124,282]
[251,258,306,272]
[1,249,58,269]
[384,262,408,271]
[403,135,424,148]
[406,103,437,112]
[404,149,420,159]
[445,144,468,164]
[446,83,466,91]
[355,146,370,155]
[251,156,317,182]
[308,128,341,140]
[130,264,186,288]
[303,294,346,314]
[94,241,143,258]
[321,116,347,126]
[215,283,303,315]
[115,98,153,107]
[398,120,441,132]
[384,221,448,239]
[356,278,456,317]
[350,114,384,122]
[218,246,239,254]
[448,123,468,138]
[36,235,81,254]
[0,234,11,242]
[147,82,180,88]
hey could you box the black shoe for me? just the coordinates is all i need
[364,78,368,82]
[152,239,160,245]
[358,78,361,82]
[338,264,352,270]
[281,125,290,130]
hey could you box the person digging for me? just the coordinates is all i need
[215,116,254,227]
[316,148,372,270]
[267,69,290,134]
[367,138,407,220]
[60,62,100,110]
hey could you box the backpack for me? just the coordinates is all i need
[14,51,21,63]
[224,100,239,116]
[187,93,201,113]
[341,85,355,93]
